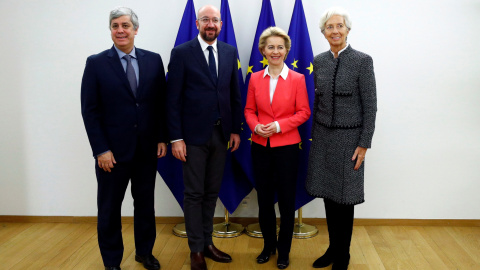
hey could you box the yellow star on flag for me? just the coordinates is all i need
[306,62,314,75]
[247,65,254,74]
[291,59,298,69]
[248,134,253,145]
[260,57,269,68]
[299,142,303,150]
[237,59,241,70]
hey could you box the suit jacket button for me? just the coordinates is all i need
[134,124,137,128]
[136,103,139,107]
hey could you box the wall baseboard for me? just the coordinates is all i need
[0,216,479,226]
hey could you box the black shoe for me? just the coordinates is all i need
[313,248,334,268]
[277,257,289,269]
[135,254,160,270]
[256,248,276,264]
[105,267,121,270]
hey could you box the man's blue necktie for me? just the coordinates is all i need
[123,55,137,97]
[207,46,217,84]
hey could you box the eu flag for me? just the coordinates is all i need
[216,0,254,214]
[285,0,315,210]
[157,0,197,209]
[241,0,276,187]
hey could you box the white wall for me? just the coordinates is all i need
[0,0,479,219]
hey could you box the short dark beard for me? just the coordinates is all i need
[201,29,218,42]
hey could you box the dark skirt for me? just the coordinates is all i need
[306,123,365,205]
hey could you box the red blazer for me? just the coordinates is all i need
[245,69,311,147]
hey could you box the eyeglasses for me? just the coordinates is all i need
[198,17,220,24]
[325,24,345,31]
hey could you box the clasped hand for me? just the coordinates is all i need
[255,122,277,138]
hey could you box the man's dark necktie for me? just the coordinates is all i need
[123,54,137,97]
[207,46,217,84]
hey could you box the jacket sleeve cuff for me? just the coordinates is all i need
[275,121,281,133]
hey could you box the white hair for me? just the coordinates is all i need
[319,6,352,33]
[109,7,139,30]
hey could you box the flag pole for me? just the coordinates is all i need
[293,207,318,238]
[212,207,244,238]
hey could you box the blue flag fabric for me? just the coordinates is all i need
[285,0,315,210]
[241,0,276,188]
[157,0,197,209]
[217,0,254,213]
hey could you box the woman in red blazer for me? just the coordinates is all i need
[245,26,311,269]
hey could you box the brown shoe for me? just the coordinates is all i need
[203,244,232,263]
[190,252,207,270]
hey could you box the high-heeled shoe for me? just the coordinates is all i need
[277,256,289,269]
[256,248,276,264]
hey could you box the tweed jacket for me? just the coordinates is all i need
[313,45,377,148]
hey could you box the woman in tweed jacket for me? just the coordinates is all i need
[306,7,377,270]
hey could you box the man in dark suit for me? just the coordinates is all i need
[166,5,242,270]
[81,7,166,270]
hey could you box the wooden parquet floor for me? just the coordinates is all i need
[0,223,479,269]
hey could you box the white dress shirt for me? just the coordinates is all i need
[198,35,218,76]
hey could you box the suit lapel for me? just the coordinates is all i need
[260,74,275,117]
[107,46,135,99]
[271,75,285,113]
[217,42,227,86]
[136,48,146,98]
[271,70,290,114]
[190,39,216,86]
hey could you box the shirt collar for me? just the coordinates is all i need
[198,34,217,53]
[263,63,289,80]
[330,43,349,57]
[114,45,136,59]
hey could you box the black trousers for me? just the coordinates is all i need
[324,198,354,260]
[251,141,299,257]
[182,125,227,252]
[95,149,157,267]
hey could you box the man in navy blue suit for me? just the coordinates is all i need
[166,5,242,270]
[81,7,166,270]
